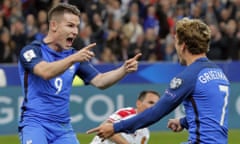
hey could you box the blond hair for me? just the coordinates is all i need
[176,17,211,54]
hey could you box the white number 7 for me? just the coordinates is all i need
[219,85,229,126]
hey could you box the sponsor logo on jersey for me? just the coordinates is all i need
[170,77,183,89]
[23,50,36,62]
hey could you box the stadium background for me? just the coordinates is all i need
[0,0,240,143]
[0,62,240,135]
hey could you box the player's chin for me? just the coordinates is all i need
[62,43,72,49]
[65,42,73,48]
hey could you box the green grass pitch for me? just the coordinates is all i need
[0,129,239,144]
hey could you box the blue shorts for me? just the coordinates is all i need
[18,120,80,144]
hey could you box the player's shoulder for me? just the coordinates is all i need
[116,107,135,111]
[26,40,42,48]
[188,57,219,72]
[19,40,43,63]
[177,58,214,80]
[20,40,42,54]
[169,61,206,89]
[108,107,136,122]
[115,107,136,116]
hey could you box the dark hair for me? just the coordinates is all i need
[138,90,160,101]
[47,3,80,22]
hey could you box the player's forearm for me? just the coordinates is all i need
[91,53,140,89]
[91,66,127,89]
[114,93,182,133]
[33,56,75,80]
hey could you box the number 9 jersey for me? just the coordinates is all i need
[18,40,100,124]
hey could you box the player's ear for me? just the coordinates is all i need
[136,100,141,108]
[181,42,187,52]
[50,20,58,32]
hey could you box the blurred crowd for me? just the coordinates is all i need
[0,0,240,64]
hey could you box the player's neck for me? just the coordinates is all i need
[187,54,206,65]
[43,36,63,52]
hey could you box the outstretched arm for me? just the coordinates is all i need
[90,53,142,89]
[87,92,185,139]
[91,120,130,144]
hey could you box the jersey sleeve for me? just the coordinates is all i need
[19,44,43,73]
[108,107,136,123]
[113,69,196,133]
[75,61,100,85]
[180,117,189,129]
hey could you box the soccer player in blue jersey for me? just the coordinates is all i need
[18,3,141,144]
[87,17,230,144]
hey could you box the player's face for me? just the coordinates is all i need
[137,93,159,113]
[174,34,187,65]
[55,13,80,49]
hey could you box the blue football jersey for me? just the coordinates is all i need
[18,40,100,124]
[114,57,230,144]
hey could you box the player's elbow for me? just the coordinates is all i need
[40,73,55,80]
[35,69,55,80]
[33,70,51,80]
[98,85,109,90]
[35,62,63,80]
[90,75,110,90]
[33,62,55,80]
[94,83,109,90]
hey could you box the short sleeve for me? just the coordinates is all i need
[19,44,43,73]
[75,61,100,85]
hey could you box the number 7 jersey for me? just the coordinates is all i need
[113,57,230,144]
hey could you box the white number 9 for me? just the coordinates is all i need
[55,77,63,94]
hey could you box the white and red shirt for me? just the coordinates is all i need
[90,107,150,144]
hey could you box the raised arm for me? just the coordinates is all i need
[90,53,142,89]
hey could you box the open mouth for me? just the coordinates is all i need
[66,37,74,46]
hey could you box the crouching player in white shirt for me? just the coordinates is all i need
[90,90,160,144]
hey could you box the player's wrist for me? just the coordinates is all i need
[113,121,122,133]
[180,117,188,130]
[68,54,77,64]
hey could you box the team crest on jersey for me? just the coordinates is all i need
[23,50,36,62]
[170,77,183,89]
